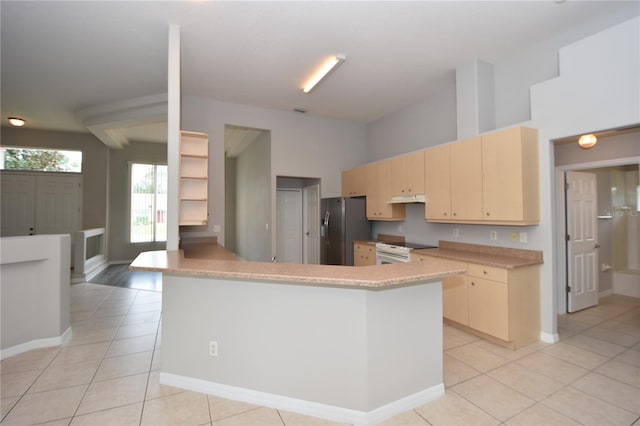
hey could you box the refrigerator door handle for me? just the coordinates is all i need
[321,211,330,238]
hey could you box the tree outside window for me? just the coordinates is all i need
[1,147,82,172]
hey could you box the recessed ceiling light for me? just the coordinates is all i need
[8,117,26,127]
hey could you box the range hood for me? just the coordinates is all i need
[387,194,426,204]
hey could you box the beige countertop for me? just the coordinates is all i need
[129,244,465,289]
[413,241,543,269]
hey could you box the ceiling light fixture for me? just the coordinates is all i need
[8,117,26,127]
[303,55,346,94]
[578,134,597,149]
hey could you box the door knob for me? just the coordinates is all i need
[595,243,600,248]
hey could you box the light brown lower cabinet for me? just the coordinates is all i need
[443,262,540,349]
[354,242,376,266]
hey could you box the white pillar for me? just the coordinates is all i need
[167,24,181,251]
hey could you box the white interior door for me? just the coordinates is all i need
[566,171,599,312]
[1,173,36,236]
[276,189,302,264]
[303,184,320,264]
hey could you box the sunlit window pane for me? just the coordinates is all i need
[130,163,167,243]
[1,147,82,172]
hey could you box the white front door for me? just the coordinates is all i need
[1,173,36,236]
[35,174,82,235]
[303,184,320,264]
[276,188,302,264]
[566,171,599,313]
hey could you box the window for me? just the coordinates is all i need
[1,147,82,172]
[130,163,167,243]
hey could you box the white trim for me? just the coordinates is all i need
[540,331,559,344]
[159,372,444,426]
[0,327,72,360]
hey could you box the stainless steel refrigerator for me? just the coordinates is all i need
[320,197,371,266]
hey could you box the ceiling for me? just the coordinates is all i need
[2,1,639,147]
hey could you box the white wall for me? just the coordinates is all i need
[235,132,271,262]
[1,234,71,358]
[530,16,640,332]
[493,4,640,129]
[366,80,457,162]
[181,97,367,254]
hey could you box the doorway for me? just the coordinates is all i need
[276,177,321,264]
[554,129,640,313]
[224,125,271,261]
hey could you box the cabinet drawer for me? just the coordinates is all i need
[467,263,508,282]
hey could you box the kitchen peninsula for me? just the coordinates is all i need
[130,243,465,425]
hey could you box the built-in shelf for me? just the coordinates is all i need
[179,131,208,226]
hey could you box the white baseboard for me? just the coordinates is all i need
[613,272,640,298]
[71,259,108,283]
[599,288,614,298]
[160,372,444,425]
[540,331,559,344]
[1,326,72,360]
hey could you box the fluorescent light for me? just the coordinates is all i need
[303,55,346,94]
[578,134,597,149]
[8,117,25,127]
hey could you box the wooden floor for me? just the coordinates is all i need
[88,263,162,292]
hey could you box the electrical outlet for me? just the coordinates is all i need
[519,232,528,243]
[511,232,518,242]
[209,341,218,357]
[398,224,403,232]
[453,228,459,238]
[213,224,221,233]
[490,231,497,241]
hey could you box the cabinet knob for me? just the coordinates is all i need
[453,212,457,217]
[471,281,475,286]
[443,212,447,216]
[483,270,487,275]
[486,212,491,216]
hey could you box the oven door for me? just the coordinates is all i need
[376,251,410,264]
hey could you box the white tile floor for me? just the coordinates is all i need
[1,283,639,425]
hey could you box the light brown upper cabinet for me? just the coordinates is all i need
[366,161,405,221]
[424,126,539,226]
[424,145,452,220]
[391,151,425,197]
[450,137,484,221]
[481,127,539,224]
[341,165,367,197]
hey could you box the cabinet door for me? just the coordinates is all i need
[482,127,539,224]
[406,151,425,195]
[424,145,451,220]
[366,161,405,220]
[392,151,425,196]
[443,274,469,325]
[342,166,367,197]
[482,128,523,221]
[468,277,509,341]
[450,137,483,221]
[390,156,407,196]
